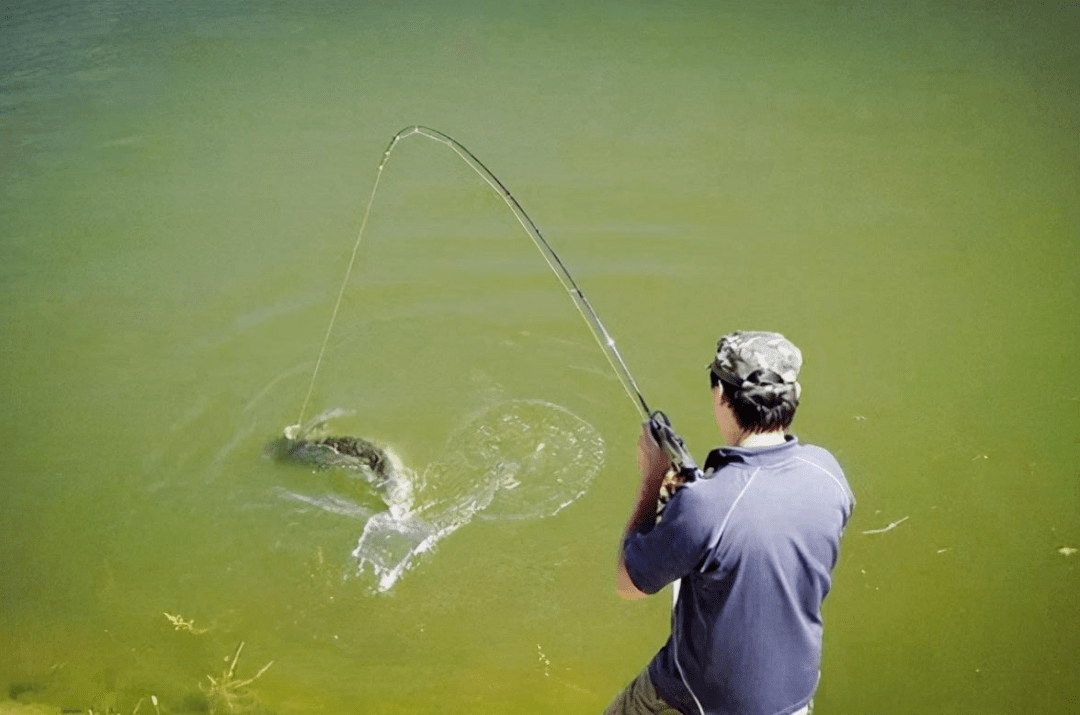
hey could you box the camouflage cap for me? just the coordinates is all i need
[710,331,802,400]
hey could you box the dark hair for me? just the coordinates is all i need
[711,370,799,434]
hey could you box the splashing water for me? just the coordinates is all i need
[352,399,604,591]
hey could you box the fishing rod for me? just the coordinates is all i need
[290,125,701,480]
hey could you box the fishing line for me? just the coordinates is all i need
[290,125,652,436]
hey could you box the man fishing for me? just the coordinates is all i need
[608,331,854,715]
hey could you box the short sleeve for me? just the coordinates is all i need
[622,483,716,594]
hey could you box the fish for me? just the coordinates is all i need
[265,434,394,490]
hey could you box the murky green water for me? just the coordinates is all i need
[2,2,1077,713]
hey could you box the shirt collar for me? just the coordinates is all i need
[703,434,799,472]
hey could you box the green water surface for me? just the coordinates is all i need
[2,2,1077,713]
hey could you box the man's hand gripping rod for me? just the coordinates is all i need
[648,411,704,482]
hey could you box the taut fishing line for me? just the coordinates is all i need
[289,125,651,435]
[270,125,706,591]
[286,125,700,481]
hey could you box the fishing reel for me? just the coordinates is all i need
[647,410,703,482]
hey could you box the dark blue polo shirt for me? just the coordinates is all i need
[622,436,854,715]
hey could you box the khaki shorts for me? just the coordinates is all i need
[604,667,812,715]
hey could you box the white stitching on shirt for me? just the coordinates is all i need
[674,457,844,713]
[794,457,852,517]
[674,467,760,715]
[702,466,761,574]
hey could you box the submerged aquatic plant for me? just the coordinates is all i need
[163,611,209,634]
[130,695,162,715]
[88,694,161,715]
[201,642,273,714]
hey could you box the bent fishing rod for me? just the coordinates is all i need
[292,125,701,480]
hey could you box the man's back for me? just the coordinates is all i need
[624,438,854,715]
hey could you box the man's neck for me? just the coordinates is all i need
[737,431,787,448]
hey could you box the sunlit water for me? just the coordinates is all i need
[2,2,1077,714]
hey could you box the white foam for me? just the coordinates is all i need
[278,489,372,519]
[350,399,604,592]
[352,512,444,592]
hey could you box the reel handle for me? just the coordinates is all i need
[647,410,703,481]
